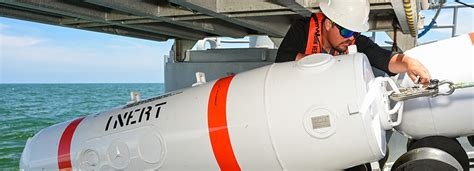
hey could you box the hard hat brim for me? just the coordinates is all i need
[319,1,370,33]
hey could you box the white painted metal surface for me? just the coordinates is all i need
[396,33,474,139]
[20,123,68,170]
[20,53,386,171]
[20,35,474,170]
[264,53,386,170]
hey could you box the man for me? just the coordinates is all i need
[276,0,431,85]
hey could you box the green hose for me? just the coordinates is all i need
[453,82,474,89]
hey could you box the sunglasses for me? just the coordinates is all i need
[333,22,358,38]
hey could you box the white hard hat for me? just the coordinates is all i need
[319,0,370,32]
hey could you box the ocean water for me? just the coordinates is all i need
[0,83,165,170]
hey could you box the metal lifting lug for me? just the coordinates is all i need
[389,79,458,101]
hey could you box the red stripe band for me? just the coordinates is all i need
[469,32,474,45]
[58,117,85,170]
[208,75,241,171]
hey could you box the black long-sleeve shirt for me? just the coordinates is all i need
[275,17,396,76]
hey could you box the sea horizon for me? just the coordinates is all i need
[0,83,166,170]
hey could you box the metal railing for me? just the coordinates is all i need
[371,3,472,47]
[427,3,473,38]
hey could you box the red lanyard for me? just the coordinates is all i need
[305,13,325,55]
[305,13,355,56]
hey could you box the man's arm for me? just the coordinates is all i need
[295,53,305,61]
[275,18,308,63]
[356,35,395,75]
[388,53,431,85]
[356,35,431,85]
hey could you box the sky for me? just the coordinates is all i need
[0,18,173,83]
[0,1,472,83]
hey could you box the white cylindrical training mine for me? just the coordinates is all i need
[20,53,386,171]
[396,33,474,139]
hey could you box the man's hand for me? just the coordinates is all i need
[389,53,431,86]
[406,58,430,85]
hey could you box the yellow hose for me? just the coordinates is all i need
[403,0,417,37]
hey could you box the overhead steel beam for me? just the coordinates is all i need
[1,0,207,40]
[169,0,290,37]
[1,0,403,41]
[84,0,248,38]
[273,0,313,17]
[85,0,194,17]
[130,23,205,40]
[58,10,296,25]
[85,26,169,42]
[0,5,60,25]
[60,15,145,25]
[72,19,161,28]
[1,0,111,20]
[0,6,169,41]
[70,22,111,28]
[237,15,292,37]
[59,1,393,27]
[170,11,297,21]
[60,18,96,25]
[215,0,287,13]
[182,20,248,38]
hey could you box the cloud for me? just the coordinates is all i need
[1,35,170,83]
[0,34,45,47]
[0,17,173,83]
